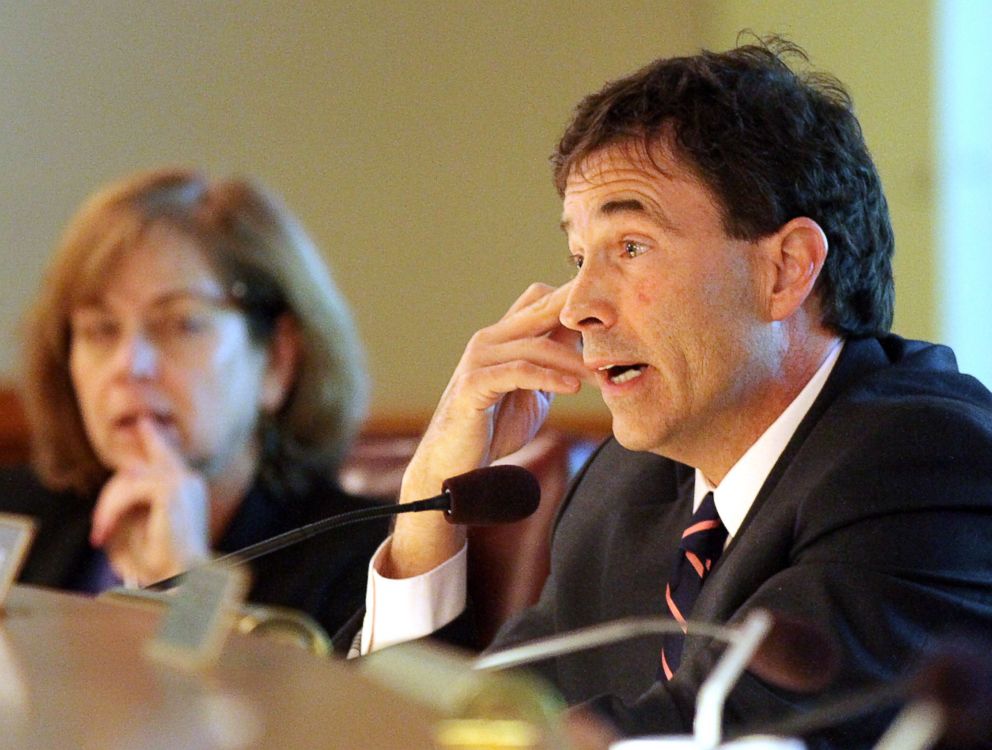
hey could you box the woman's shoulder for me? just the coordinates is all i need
[0,465,96,589]
[0,465,85,519]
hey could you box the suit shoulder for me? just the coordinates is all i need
[823,365,992,462]
[848,335,992,412]
[790,384,992,525]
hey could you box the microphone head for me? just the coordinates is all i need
[442,465,541,525]
[749,611,841,693]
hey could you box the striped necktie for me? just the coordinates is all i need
[660,492,728,680]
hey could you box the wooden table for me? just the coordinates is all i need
[0,585,440,749]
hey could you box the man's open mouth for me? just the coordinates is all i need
[598,363,647,384]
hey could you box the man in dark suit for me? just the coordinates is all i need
[360,37,992,747]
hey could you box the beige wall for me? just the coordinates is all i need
[0,2,934,424]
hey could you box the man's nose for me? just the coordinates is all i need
[559,264,617,332]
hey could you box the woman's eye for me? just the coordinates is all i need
[160,310,209,336]
[567,254,584,270]
[623,240,648,258]
[72,316,119,344]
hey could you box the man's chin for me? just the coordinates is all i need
[608,416,666,455]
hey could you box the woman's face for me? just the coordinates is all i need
[68,223,277,481]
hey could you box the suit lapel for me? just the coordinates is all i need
[727,337,888,553]
[688,337,890,626]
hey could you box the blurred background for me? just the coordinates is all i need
[2,0,987,428]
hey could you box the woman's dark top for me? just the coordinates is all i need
[0,465,390,651]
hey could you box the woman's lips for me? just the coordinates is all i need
[112,411,173,429]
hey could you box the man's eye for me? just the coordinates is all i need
[568,254,584,270]
[623,240,648,258]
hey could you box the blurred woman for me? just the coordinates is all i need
[1,168,387,646]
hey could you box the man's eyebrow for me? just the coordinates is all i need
[600,198,648,216]
[601,198,676,230]
[559,198,675,233]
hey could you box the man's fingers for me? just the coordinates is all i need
[458,361,582,410]
[499,281,560,319]
[486,282,574,342]
[549,320,582,349]
[476,337,591,383]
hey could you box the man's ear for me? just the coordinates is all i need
[760,217,828,322]
[260,314,302,414]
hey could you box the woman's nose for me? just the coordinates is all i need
[113,329,160,380]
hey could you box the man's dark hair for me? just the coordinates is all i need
[552,35,894,337]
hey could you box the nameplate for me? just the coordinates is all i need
[145,563,248,670]
[0,514,36,610]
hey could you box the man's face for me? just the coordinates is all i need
[559,142,774,466]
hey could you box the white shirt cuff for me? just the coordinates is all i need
[360,537,468,654]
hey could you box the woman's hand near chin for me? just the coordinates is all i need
[90,416,210,586]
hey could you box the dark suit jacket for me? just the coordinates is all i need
[489,336,992,748]
[0,465,390,651]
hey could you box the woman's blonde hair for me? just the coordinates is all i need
[23,168,368,496]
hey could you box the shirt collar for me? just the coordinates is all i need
[693,339,844,537]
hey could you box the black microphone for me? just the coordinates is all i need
[146,464,540,591]
[441,464,541,525]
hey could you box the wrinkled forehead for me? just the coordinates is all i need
[564,137,694,194]
[561,140,691,219]
[561,136,727,231]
